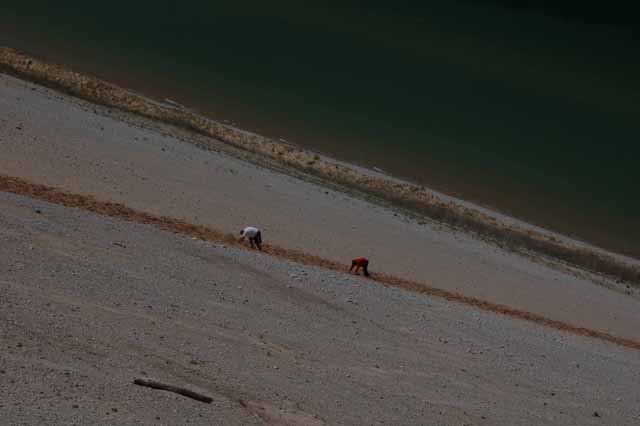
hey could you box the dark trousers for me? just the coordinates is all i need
[250,231,262,250]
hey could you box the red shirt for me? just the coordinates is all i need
[352,257,368,266]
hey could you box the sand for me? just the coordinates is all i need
[0,73,639,342]
[2,191,639,425]
[1,71,640,425]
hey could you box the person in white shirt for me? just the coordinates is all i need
[239,226,262,250]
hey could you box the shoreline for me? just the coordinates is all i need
[4,34,637,259]
[3,66,640,342]
[1,46,639,287]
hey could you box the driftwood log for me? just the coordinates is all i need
[133,378,213,403]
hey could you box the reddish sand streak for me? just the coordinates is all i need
[1,173,638,351]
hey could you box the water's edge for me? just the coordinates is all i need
[2,46,638,285]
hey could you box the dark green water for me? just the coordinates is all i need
[2,1,639,256]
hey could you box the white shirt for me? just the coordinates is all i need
[242,226,259,238]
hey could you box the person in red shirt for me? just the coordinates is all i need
[349,257,370,277]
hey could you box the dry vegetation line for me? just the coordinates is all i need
[1,174,639,352]
[1,47,639,286]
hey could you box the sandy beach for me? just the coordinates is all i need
[1,72,639,338]
[1,66,640,425]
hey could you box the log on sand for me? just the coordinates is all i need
[133,378,213,403]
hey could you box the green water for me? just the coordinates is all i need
[2,1,639,256]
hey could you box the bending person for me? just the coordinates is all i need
[239,226,262,250]
[349,257,370,277]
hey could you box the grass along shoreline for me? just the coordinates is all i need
[1,46,638,286]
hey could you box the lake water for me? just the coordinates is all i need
[2,1,639,256]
